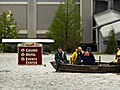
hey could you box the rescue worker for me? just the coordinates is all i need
[55,46,68,72]
[69,47,84,64]
[115,47,120,63]
[83,47,95,65]
[109,47,120,65]
[114,47,120,72]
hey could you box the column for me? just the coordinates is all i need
[108,0,114,10]
[27,0,37,38]
[80,0,93,43]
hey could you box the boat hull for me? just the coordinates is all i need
[50,61,119,73]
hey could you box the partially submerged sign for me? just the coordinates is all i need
[18,42,42,65]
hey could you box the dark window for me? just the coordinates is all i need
[95,1,108,14]
[114,0,120,12]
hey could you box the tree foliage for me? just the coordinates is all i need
[0,10,18,43]
[46,0,83,52]
[105,27,118,54]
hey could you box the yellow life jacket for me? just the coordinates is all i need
[69,49,84,64]
[115,50,120,63]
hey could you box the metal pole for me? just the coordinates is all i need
[99,56,101,65]
[98,29,99,52]
[97,27,100,52]
[93,0,96,14]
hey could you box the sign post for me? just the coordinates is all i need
[18,42,42,65]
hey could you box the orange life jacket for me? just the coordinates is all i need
[84,51,90,56]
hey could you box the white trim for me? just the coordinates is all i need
[0,2,80,5]
[37,2,64,5]
[18,30,27,34]
[37,30,49,34]
[18,30,49,34]
[0,2,27,4]
[37,2,80,5]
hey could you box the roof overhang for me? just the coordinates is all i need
[94,10,120,38]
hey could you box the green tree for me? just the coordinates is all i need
[46,0,83,52]
[0,10,18,43]
[105,27,118,54]
[0,10,18,52]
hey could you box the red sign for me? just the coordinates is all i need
[18,43,42,65]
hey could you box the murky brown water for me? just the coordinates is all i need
[0,53,120,90]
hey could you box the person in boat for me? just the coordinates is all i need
[110,47,120,64]
[83,47,95,65]
[109,47,120,66]
[115,47,120,63]
[69,47,84,64]
[112,47,120,72]
[55,46,68,72]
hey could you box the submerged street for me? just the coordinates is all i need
[0,53,120,90]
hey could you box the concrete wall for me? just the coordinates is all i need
[103,33,120,41]
[99,32,120,52]
[0,4,27,30]
[116,33,120,41]
[99,32,105,52]
[37,4,58,30]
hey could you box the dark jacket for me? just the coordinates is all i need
[90,52,95,63]
[55,51,67,62]
[83,52,95,64]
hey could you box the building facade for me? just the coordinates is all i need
[94,0,120,52]
[0,0,93,43]
[0,0,120,51]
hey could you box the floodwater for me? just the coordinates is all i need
[0,53,120,90]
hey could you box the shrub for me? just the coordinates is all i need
[44,46,51,53]
[105,27,118,54]
[4,44,14,53]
